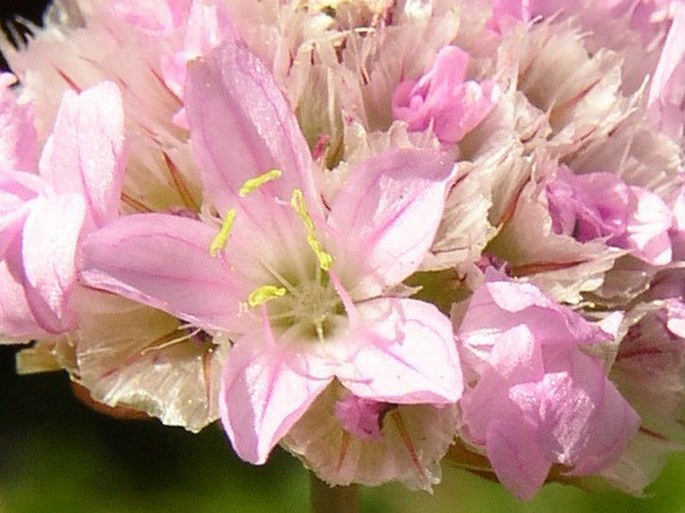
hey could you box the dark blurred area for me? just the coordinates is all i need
[0,0,49,71]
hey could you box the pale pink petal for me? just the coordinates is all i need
[21,194,86,333]
[161,0,238,123]
[549,350,640,475]
[39,82,126,229]
[327,149,456,299]
[108,0,190,33]
[459,326,545,439]
[0,73,37,172]
[488,0,532,32]
[461,272,611,347]
[185,0,237,59]
[220,330,334,464]
[333,394,393,441]
[0,171,42,257]
[79,213,256,332]
[648,2,685,139]
[338,298,462,404]
[0,244,50,341]
[392,46,499,145]
[611,187,672,265]
[185,40,316,213]
[485,419,551,500]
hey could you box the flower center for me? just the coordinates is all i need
[256,270,345,342]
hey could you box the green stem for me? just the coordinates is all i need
[310,473,359,513]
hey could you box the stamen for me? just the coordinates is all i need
[248,285,287,307]
[209,209,237,257]
[239,169,283,197]
[290,189,334,271]
[140,327,202,355]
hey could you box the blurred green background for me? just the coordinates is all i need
[2,345,685,513]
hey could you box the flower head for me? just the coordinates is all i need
[80,39,463,467]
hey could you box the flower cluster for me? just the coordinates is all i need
[1,0,684,500]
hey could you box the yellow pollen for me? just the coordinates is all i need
[248,285,287,307]
[239,169,283,197]
[209,208,237,257]
[290,189,334,271]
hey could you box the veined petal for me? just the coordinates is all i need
[220,330,334,464]
[39,82,126,229]
[546,350,640,475]
[21,193,86,333]
[327,149,456,299]
[79,213,255,332]
[485,419,551,500]
[338,298,462,405]
[185,40,317,212]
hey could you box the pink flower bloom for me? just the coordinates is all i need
[80,40,463,465]
[392,45,499,146]
[0,81,126,338]
[546,167,673,265]
[455,271,640,499]
[333,394,394,441]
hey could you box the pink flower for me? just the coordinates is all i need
[333,394,394,441]
[546,167,672,265]
[455,271,640,499]
[0,81,126,338]
[392,45,499,146]
[80,40,463,464]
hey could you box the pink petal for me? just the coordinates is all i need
[39,82,126,229]
[648,2,685,138]
[79,213,256,332]
[0,73,37,172]
[338,298,462,404]
[459,326,545,439]
[220,329,333,464]
[611,186,672,265]
[0,171,42,257]
[461,271,610,347]
[184,0,237,59]
[485,419,551,500]
[108,0,190,33]
[546,350,640,475]
[392,46,499,145]
[185,40,317,213]
[0,244,49,341]
[21,194,86,333]
[327,149,456,299]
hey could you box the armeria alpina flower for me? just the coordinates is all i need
[0,79,125,339]
[392,45,499,147]
[453,270,640,499]
[79,39,462,467]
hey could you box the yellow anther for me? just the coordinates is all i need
[290,189,333,271]
[239,169,283,197]
[209,209,237,257]
[248,285,287,307]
